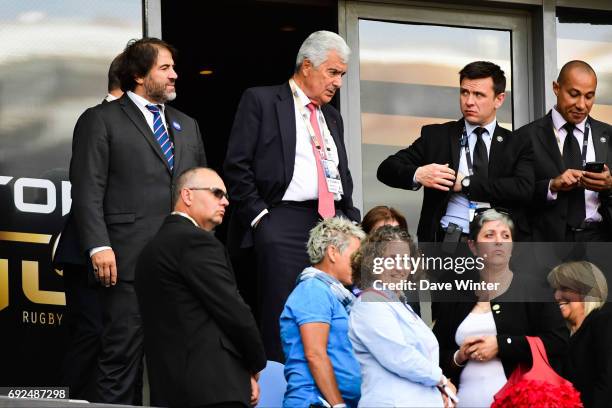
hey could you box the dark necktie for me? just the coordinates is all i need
[562,122,586,228]
[473,127,488,179]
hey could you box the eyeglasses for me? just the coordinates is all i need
[186,187,229,201]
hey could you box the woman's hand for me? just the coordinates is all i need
[457,336,484,365]
[439,379,458,408]
[467,335,498,362]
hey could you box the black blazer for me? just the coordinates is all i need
[515,112,612,241]
[56,94,207,279]
[135,215,267,408]
[432,274,569,387]
[377,119,534,242]
[564,303,612,408]
[223,83,360,251]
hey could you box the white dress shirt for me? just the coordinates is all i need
[440,118,497,232]
[547,107,601,223]
[250,82,340,227]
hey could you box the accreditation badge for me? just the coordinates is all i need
[322,159,343,195]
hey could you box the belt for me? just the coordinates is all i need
[568,221,601,232]
[278,200,337,210]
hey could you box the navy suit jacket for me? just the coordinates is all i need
[223,82,360,251]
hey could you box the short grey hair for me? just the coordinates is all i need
[469,209,514,240]
[172,167,214,208]
[307,217,365,265]
[295,30,350,72]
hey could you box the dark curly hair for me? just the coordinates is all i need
[119,37,178,92]
[351,225,420,290]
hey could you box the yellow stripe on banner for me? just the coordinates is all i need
[0,231,52,244]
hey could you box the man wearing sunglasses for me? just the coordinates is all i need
[135,167,266,408]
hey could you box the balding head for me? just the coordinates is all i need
[173,167,229,231]
[557,60,597,86]
[553,60,598,124]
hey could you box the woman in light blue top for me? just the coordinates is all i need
[281,217,365,408]
[349,226,456,407]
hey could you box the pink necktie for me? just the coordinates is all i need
[307,103,335,219]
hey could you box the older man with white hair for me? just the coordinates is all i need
[224,30,361,361]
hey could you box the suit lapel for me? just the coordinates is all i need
[449,119,464,172]
[536,112,564,173]
[276,83,297,184]
[165,108,181,178]
[590,117,609,164]
[120,95,172,175]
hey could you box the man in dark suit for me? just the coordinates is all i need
[516,60,612,242]
[224,31,360,362]
[66,38,207,404]
[55,51,123,401]
[377,61,534,243]
[135,167,266,408]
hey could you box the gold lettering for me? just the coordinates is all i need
[0,259,7,311]
[22,261,65,306]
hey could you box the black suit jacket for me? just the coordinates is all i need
[223,83,360,251]
[432,274,569,387]
[515,112,612,241]
[135,214,266,408]
[564,303,612,408]
[377,119,534,242]
[56,94,207,280]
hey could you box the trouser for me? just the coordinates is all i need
[254,202,326,362]
[94,280,144,405]
[60,264,102,401]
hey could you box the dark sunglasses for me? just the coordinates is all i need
[186,187,229,201]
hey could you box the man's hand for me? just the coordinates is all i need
[550,169,583,192]
[250,375,260,406]
[415,163,456,191]
[453,172,466,193]
[91,248,117,287]
[582,164,612,192]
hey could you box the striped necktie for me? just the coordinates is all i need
[146,104,174,171]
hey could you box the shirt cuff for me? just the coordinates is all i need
[251,209,269,227]
[89,246,112,258]
[412,173,422,190]
[547,180,558,201]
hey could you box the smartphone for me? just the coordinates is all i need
[584,161,604,173]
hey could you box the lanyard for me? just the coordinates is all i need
[288,79,330,160]
[554,121,591,168]
[461,128,476,176]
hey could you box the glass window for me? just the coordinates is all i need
[556,8,612,123]
[359,19,512,237]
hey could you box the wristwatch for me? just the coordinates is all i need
[461,176,471,194]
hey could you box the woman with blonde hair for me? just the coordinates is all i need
[548,261,611,408]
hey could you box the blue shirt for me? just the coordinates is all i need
[280,278,361,407]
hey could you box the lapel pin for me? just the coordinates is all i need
[496,136,504,143]
[492,304,500,311]
[600,137,606,143]
[172,121,182,131]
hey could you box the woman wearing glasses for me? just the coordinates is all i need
[433,209,568,407]
[548,261,611,408]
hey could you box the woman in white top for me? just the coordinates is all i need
[349,226,456,407]
[433,209,568,407]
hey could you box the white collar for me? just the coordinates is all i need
[127,90,166,113]
[552,106,587,133]
[171,211,199,228]
[464,118,497,138]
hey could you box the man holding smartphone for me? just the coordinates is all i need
[516,60,612,242]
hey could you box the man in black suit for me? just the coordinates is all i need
[66,38,207,404]
[55,51,123,401]
[135,167,266,408]
[377,61,534,243]
[516,60,612,242]
[224,31,360,362]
